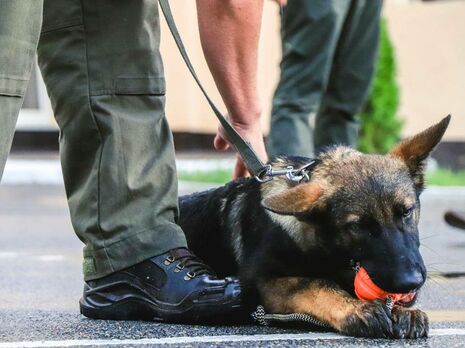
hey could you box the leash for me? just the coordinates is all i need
[252,305,333,329]
[158,0,316,183]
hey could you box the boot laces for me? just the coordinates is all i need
[169,248,214,278]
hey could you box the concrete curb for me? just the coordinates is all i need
[1,159,464,198]
[1,158,234,186]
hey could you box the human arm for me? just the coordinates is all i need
[196,0,267,179]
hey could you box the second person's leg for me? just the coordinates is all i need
[314,0,382,153]
[267,0,351,158]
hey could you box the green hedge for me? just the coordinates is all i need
[358,19,403,154]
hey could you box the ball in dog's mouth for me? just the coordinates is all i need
[354,266,417,306]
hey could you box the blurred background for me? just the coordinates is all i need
[12,0,465,175]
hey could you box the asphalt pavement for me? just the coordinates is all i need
[1,158,465,347]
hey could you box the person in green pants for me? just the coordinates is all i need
[0,0,268,321]
[267,0,383,158]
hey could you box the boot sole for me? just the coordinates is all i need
[79,297,243,323]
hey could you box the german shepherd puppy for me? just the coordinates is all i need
[179,116,450,339]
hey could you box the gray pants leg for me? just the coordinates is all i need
[268,0,381,158]
[314,0,382,154]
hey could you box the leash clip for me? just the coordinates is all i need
[255,160,316,183]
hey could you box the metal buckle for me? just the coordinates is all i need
[255,160,316,184]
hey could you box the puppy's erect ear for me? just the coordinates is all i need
[261,182,322,215]
[390,115,450,189]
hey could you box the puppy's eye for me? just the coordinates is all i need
[402,206,415,218]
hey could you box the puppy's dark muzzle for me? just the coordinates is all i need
[391,268,425,294]
[362,257,426,295]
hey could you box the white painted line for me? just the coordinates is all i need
[1,329,465,348]
[430,328,465,336]
[0,333,344,348]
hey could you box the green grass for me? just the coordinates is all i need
[179,168,465,187]
[426,168,465,186]
[178,169,232,184]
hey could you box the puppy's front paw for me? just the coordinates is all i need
[391,306,429,339]
[340,300,393,338]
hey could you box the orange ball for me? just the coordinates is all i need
[354,266,416,304]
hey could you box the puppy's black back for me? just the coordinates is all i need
[178,178,257,277]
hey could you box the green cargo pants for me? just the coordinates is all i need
[0,1,43,179]
[0,0,187,280]
[267,0,382,158]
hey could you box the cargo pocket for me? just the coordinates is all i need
[0,77,29,98]
[91,75,173,238]
[41,0,83,34]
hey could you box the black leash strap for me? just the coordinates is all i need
[158,0,267,178]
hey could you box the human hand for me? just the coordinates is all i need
[214,118,268,180]
[272,0,287,6]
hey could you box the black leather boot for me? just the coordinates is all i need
[80,248,242,323]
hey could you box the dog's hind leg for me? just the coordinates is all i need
[257,277,428,339]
